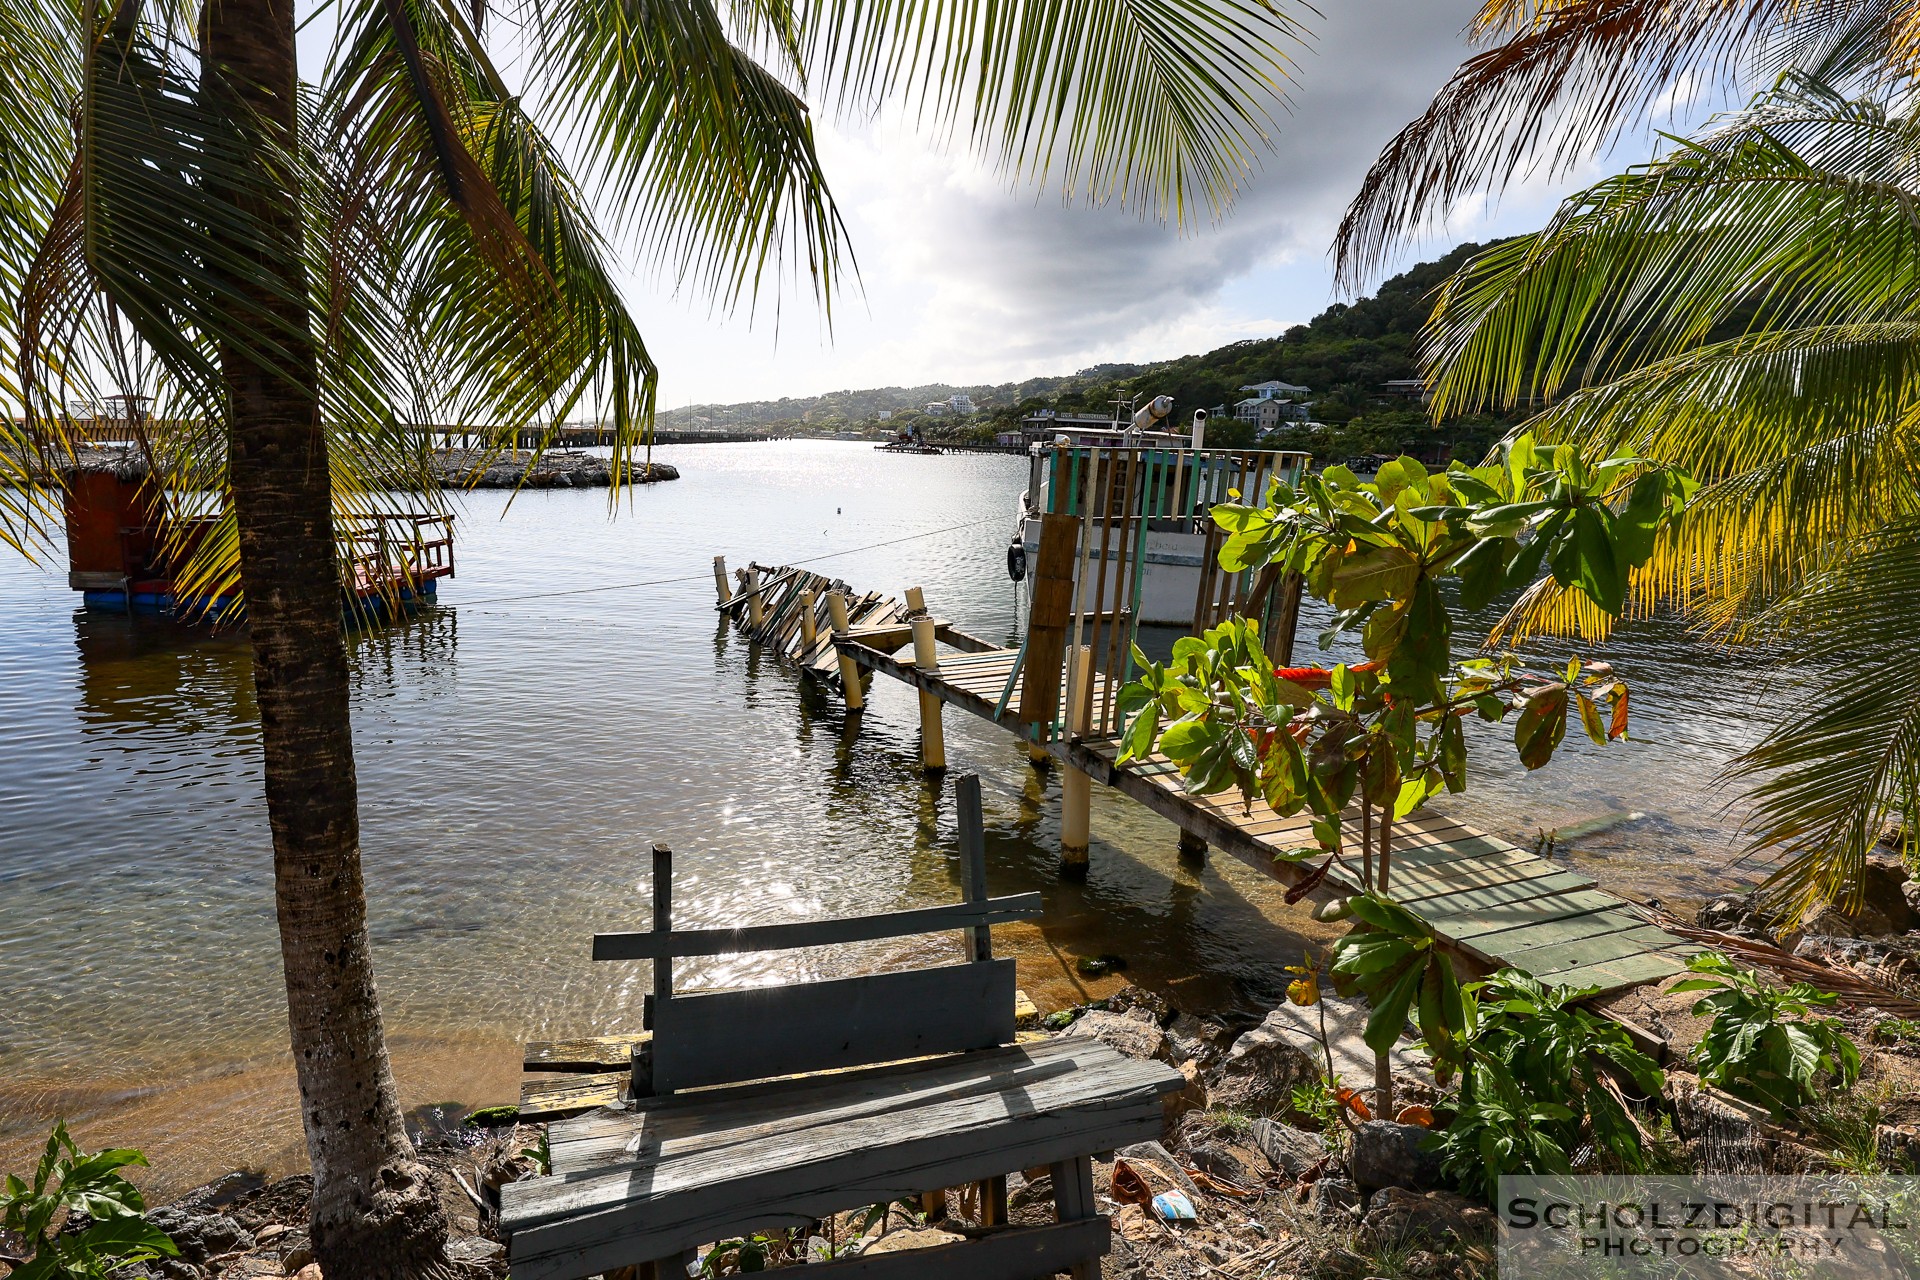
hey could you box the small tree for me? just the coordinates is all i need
[1116,436,1693,1110]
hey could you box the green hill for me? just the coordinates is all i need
[690,240,1519,463]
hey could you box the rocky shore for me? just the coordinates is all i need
[426,449,677,489]
[69,1120,528,1280]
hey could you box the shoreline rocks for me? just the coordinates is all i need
[427,449,677,489]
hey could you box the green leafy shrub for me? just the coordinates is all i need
[1429,1079,1576,1201]
[1468,972,1662,1156]
[0,1122,177,1279]
[1330,893,1469,1083]
[1672,952,1862,1116]
[1432,969,1664,1200]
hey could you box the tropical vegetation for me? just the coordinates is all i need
[1432,969,1664,1199]
[1409,73,1920,925]
[1114,437,1691,1106]
[1336,0,1920,926]
[0,1124,177,1280]
[3,0,1308,1272]
[1672,951,1864,1115]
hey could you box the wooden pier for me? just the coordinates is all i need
[714,557,1697,998]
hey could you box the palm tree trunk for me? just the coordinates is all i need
[200,1,452,1274]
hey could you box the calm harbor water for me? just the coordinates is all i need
[0,441,1773,1189]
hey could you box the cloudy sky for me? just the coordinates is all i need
[605,1,1678,407]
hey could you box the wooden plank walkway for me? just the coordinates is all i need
[831,639,1697,996]
[718,562,1698,998]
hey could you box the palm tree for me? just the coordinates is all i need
[3,0,1307,1274]
[1414,72,1920,926]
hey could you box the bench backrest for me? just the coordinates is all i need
[593,773,1039,1096]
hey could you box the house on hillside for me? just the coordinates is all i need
[947,393,975,414]
[1238,379,1311,402]
[1380,379,1429,401]
[924,401,950,415]
[1233,398,1312,431]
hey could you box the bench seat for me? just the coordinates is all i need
[503,1038,1182,1280]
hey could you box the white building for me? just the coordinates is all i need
[924,402,950,415]
[1239,379,1311,401]
[1233,397,1312,429]
[947,393,975,414]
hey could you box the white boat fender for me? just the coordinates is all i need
[1007,541,1028,582]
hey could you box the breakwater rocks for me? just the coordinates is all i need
[430,449,678,489]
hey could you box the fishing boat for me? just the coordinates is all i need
[1009,400,1310,626]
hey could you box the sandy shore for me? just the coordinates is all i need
[0,1031,523,1200]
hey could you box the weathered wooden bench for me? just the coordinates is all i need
[501,774,1183,1280]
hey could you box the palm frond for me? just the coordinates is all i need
[1479,324,1920,643]
[1426,85,1920,414]
[804,0,1308,224]
[515,0,850,311]
[1331,0,1915,290]
[1726,518,1920,920]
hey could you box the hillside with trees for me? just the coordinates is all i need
[691,240,1522,464]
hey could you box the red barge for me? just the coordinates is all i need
[60,450,454,621]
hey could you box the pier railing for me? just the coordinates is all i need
[338,512,455,593]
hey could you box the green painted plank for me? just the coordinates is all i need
[1474,911,1663,959]
[1431,893,1623,943]
[1546,950,1689,993]
[1389,831,1523,861]
[1404,871,1598,920]
[1487,926,1681,980]
[1387,857,1592,903]
[1387,841,1534,871]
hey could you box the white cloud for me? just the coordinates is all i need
[615,0,1687,407]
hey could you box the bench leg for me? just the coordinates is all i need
[921,1188,949,1221]
[1049,1156,1100,1280]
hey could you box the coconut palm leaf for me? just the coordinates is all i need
[1419,77,1920,922]
[1729,518,1920,919]
[1332,0,1920,289]
[797,0,1306,222]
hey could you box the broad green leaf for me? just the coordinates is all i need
[1575,691,1607,746]
[1327,544,1420,608]
[1454,535,1509,612]
[1513,689,1567,770]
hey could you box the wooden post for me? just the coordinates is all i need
[912,615,945,773]
[951,778,1007,1233]
[712,556,730,606]
[956,773,991,961]
[905,584,927,616]
[1060,645,1093,877]
[1018,513,1078,764]
[633,842,672,1099]
[798,588,818,658]
[745,566,765,630]
[826,591,864,711]
[1050,1156,1100,1280]
[1178,829,1208,867]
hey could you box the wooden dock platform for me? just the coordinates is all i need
[718,558,1697,1000]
